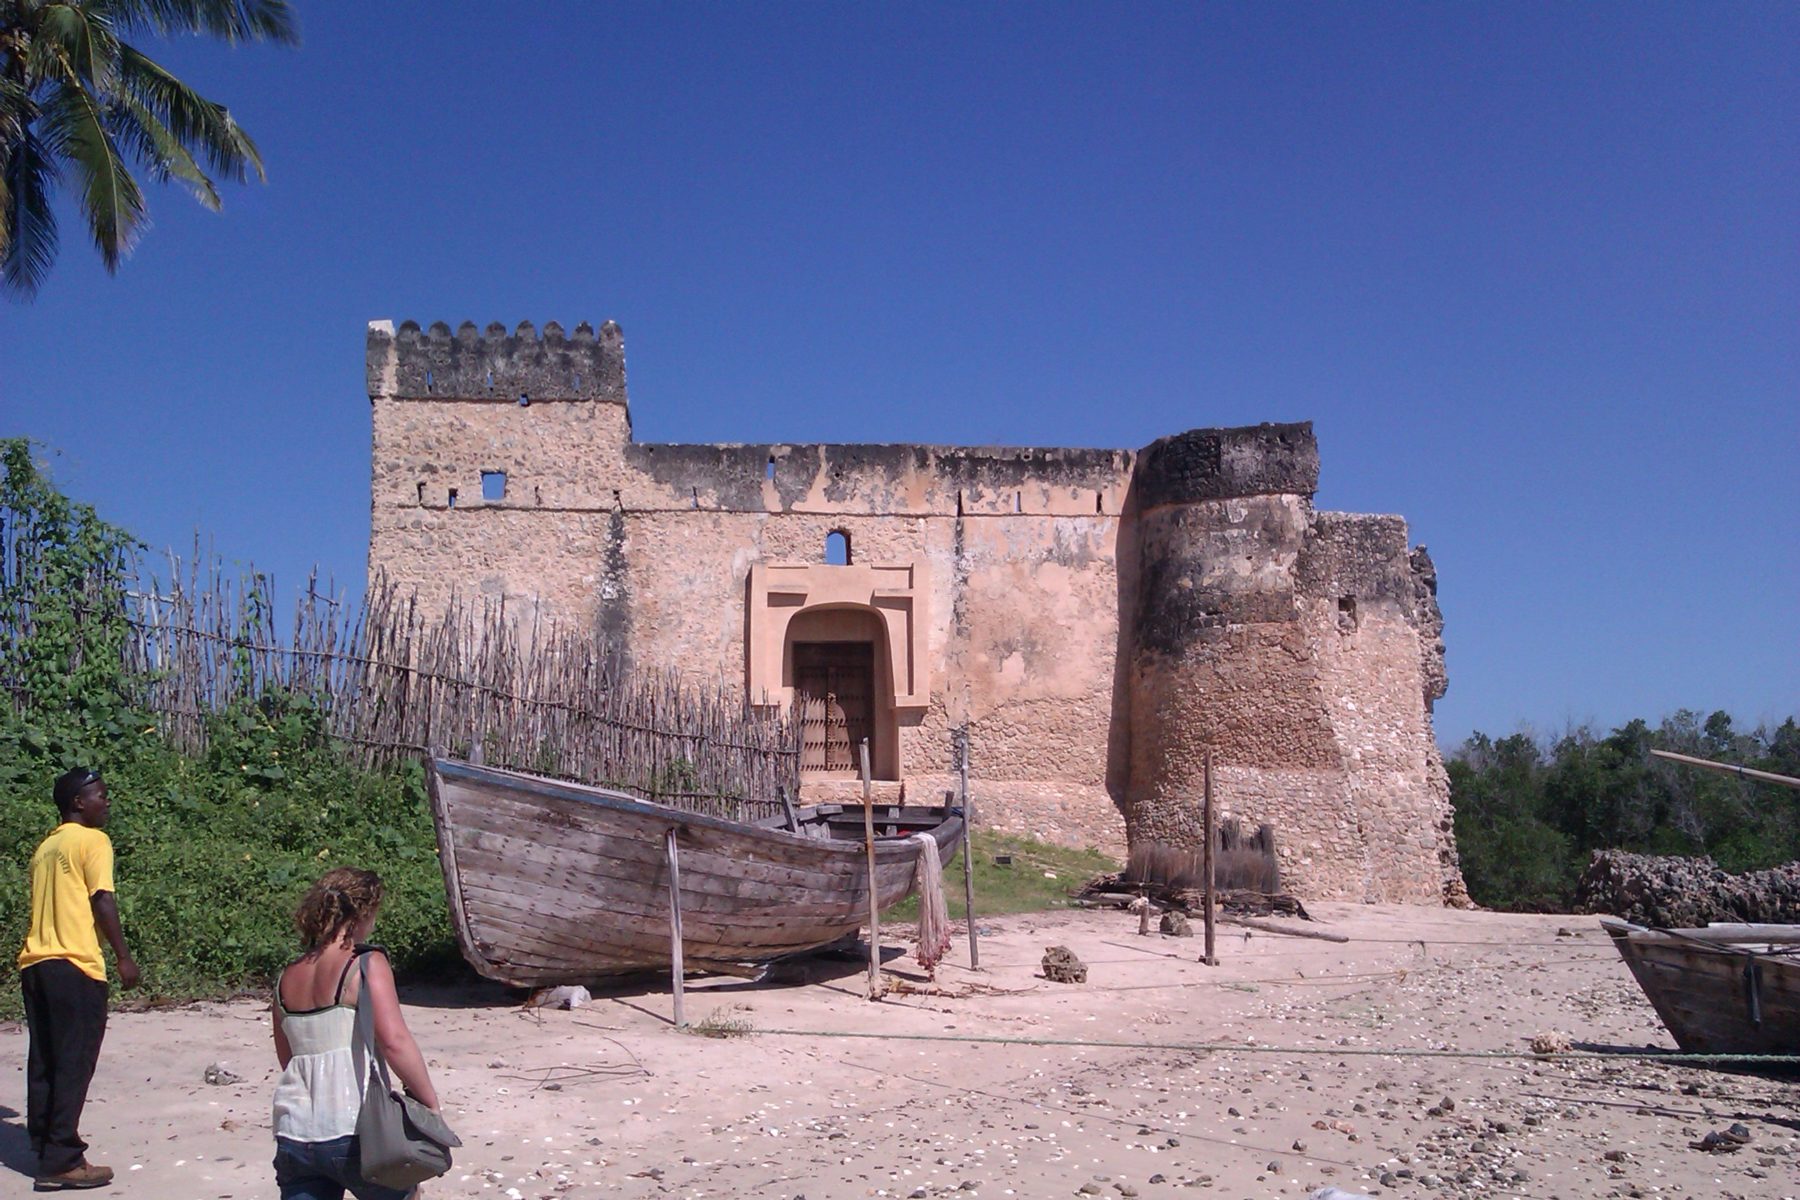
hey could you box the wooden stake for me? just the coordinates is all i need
[957,738,980,969]
[1202,749,1217,966]
[860,738,882,999]
[665,826,686,1028]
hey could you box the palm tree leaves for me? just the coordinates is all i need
[2,121,63,297]
[0,0,295,299]
[96,0,298,47]
[42,76,147,271]
[117,45,264,184]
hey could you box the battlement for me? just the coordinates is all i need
[366,319,627,404]
[1132,421,1318,509]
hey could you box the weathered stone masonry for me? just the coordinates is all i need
[368,319,1466,904]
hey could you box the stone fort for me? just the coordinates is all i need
[367,319,1466,904]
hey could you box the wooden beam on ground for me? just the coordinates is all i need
[1220,914,1349,943]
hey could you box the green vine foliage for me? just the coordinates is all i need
[1,439,145,764]
[0,442,454,1016]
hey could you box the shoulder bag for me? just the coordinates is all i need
[351,950,462,1188]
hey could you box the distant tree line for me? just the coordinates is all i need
[1448,711,1800,911]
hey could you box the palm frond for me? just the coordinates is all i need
[29,3,123,93]
[94,0,299,47]
[41,82,145,272]
[110,90,221,209]
[117,44,262,182]
[2,130,64,299]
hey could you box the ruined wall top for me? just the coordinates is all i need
[1132,422,1318,510]
[367,319,627,405]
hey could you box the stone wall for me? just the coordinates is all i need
[367,319,1465,899]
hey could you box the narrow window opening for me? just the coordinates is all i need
[765,456,776,480]
[447,487,459,509]
[956,491,964,517]
[424,369,434,390]
[825,530,851,566]
[518,393,530,407]
[416,482,425,505]
[1014,491,1023,513]
[572,374,581,390]
[481,470,507,502]
[691,486,699,509]
[1096,491,1104,514]
[485,369,494,389]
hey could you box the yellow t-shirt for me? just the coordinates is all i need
[18,822,116,983]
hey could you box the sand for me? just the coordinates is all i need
[2,904,1795,1200]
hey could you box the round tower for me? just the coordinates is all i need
[1124,422,1330,848]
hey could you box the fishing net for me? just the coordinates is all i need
[911,833,952,977]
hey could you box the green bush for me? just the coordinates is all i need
[0,705,454,1017]
[1450,712,1800,911]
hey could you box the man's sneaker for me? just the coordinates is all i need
[34,1162,113,1190]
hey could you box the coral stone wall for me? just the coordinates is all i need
[367,319,1465,899]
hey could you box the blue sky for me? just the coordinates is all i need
[1,3,1794,746]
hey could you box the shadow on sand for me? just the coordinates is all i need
[0,1103,34,1180]
[398,940,909,1014]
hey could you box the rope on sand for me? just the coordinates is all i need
[749,1026,1800,1066]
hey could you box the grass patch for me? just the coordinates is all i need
[884,828,1118,923]
[684,1003,755,1038]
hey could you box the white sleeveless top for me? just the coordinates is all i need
[271,954,369,1142]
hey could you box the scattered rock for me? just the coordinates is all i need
[1042,945,1088,984]
[203,1063,241,1086]
[530,984,591,1009]
[1160,911,1193,937]
[1691,1125,1752,1153]
[1529,1031,1572,1055]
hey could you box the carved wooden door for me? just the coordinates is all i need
[794,642,875,775]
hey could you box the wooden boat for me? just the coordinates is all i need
[425,758,965,987]
[1601,917,1800,1058]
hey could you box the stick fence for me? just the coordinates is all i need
[4,541,799,820]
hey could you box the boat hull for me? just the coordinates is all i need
[427,759,965,987]
[1602,919,1800,1058]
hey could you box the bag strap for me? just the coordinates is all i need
[350,950,397,1097]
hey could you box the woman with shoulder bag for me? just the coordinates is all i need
[271,868,444,1200]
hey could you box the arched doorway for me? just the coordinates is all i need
[783,606,896,779]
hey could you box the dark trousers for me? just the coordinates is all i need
[20,959,109,1175]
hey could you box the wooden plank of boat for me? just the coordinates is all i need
[427,757,964,987]
[1601,918,1800,1057]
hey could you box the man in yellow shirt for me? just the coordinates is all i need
[18,768,140,1191]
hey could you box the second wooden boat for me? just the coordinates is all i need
[1601,917,1800,1058]
[426,758,965,987]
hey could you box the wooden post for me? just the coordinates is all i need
[860,739,882,999]
[958,741,979,970]
[665,826,686,1028]
[1202,750,1217,966]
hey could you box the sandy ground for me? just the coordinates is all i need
[1,905,1796,1200]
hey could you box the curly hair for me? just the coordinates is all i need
[294,867,385,949]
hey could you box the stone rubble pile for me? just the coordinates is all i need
[1575,850,1800,926]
